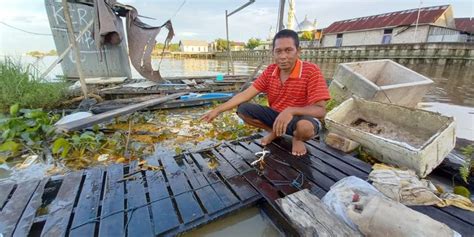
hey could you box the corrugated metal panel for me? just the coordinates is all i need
[44,0,132,79]
[455,18,474,34]
[325,5,449,34]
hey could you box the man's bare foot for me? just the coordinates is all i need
[292,137,307,156]
[261,132,277,146]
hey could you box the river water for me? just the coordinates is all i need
[10,56,474,236]
[145,57,474,141]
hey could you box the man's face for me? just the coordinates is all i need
[273,37,300,72]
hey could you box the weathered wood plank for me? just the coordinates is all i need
[99,164,125,237]
[145,156,180,235]
[236,142,326,198]
[41,171,83,237]
[188,153,240,207]
[223,143,297,196]
[306,140,372,173]
[125,161,154,236]
[69,168,103,237]
[180,154,226,214]
[13,179,48,237]
[56,92,186,132]
[270,139,351,181]
[262,142,336,192]
[0,182,15,210]
[192,153,257,201]
[195,150,258,201]
[411,206,473,237]
[159,153,204,224]
[0,180,39,236]
[276,189,362,237]
[211,147,281,201]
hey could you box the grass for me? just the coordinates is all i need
[0,57,68,112]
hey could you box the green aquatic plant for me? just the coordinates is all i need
[459,145,474,184]
[0,105,60,161]
[453,186,471,199]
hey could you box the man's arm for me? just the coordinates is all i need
[273,100,327,136]
[201,86,260,122]
[285,100,327,118]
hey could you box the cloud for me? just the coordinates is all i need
[178,31,199,37]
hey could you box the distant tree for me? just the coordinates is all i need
[154,43,180,52]
[47,50,57,56]
[246,38,261,50]
[215,38,228,51]
[300,31,314,41]
[26,51,44,58]
[168,43,180,51]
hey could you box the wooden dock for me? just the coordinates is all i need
[1,134,472,236]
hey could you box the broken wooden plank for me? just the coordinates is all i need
[325,132,360,153]
[0,182,15,210]
[84,77,127,85]
[0,180,39,236]
[98,164,125,237]
[56,92,186,132]
[41,171,83,237]
[276,189,362,237]
[125,161,154,236]
[12,179,48,237]
[145,156,180,235]
[159,153,204,224]
[69,168,104,237]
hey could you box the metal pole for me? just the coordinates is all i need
[414,0,422,42]
[225,10,230,75]
[277,0,286,31]
[61,0,88,99]
[224,0,255,76]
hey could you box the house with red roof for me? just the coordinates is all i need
[321,5,467,47]
[455,18,474,42]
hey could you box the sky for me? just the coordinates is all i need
[0,0,472,55]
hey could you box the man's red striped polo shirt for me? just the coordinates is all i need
[252,59,331,112]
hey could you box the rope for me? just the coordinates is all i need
[169,0,187,20]
[264,154,305,189]
[156,0,186,71]
[0,21,52,36]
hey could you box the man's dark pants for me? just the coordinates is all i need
[236,102,321,136]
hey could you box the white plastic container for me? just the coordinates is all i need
[329,60,433,107]
[325,98,456,177]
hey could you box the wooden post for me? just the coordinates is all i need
[61,0,88,99]
[276,189,362,237]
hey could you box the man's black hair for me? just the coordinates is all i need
[272,29,300,49]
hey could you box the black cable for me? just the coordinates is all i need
[0,21,52,36]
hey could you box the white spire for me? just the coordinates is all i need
[287,0,295,30]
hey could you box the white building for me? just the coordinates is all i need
[179,40,209,52]
[322,5,466,47]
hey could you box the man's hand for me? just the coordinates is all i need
[273,109,293,136]
[200,109,220,123]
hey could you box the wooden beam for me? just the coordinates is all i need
[276,189,362,237]
[55,92,186,132]
[62,0,89,98]
[40,20,93,79]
